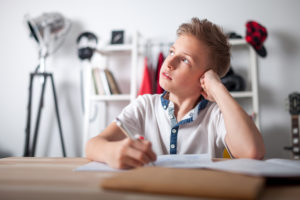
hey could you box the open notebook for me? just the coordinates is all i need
[76,154,300,177]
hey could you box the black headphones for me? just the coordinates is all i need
[76,32,98,60]
[221,67,245,91]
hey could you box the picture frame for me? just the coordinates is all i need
[110,30,124,44]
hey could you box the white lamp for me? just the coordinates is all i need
[26,12,71,72]
[24,12,71,157]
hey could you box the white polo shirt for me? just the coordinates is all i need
[117,92,227,158]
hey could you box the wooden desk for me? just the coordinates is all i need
[0,157,299,200]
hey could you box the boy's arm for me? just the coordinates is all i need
[200,70,265,159]
[85,122,156,169]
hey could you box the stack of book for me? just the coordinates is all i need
[92,68,121,95]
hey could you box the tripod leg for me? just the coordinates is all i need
[24,73,34,157]
[50,74,67,157]
[31,74,47,157]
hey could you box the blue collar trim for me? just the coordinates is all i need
[160,91,169,110]
[197,98,209,114]
[161,91,208,114]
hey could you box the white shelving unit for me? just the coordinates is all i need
[82,32,139,156]
[229,39,260,128]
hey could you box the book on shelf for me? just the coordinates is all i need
[92,68,105,95]
[104,69,121,94]
[92,68,121,96]
[99,69,112,95]
[91,69,98,95]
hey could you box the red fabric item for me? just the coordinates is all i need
[138,57,152,95]
[155,52,164,94]
[245,21,268,57]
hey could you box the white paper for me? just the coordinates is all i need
[266,158,300,170]
[75,161,125,172]
[75,154,212,172]
[153,154,212,168]
[203,158,300,177]
[75,155,300,177]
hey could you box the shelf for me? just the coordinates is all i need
[82,31,140,156]
[230,91,253,98]
[229,39,247,46]
[90,94,131,101]
[99,44,133,53]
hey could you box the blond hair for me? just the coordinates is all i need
[177,18,230,77]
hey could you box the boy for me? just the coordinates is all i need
[86,18,265,169]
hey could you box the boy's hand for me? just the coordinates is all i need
[107,138,157,169]
[200,69,224,102]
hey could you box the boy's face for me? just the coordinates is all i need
[159,34,210,97]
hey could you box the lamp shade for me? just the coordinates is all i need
[26,12,71,57]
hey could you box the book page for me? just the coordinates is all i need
[75,161,124,172]
[266,158,300,170]
[75,154,212,172]
[153,154,212,168]
[203,158,300,177]
[75,155,300,177]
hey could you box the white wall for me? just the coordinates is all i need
[1,0,300,158]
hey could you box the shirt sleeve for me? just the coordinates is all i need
[213,104,233,158]
[116,95,147,137]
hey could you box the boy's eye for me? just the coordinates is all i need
[169,50,174,56]
[182,58,189,64]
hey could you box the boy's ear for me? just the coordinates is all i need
[198,77,203,89]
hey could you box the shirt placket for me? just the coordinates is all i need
[160,91,209,154]
[168,105,179,154]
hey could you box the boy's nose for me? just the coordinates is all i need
[167,57,178,70]
[167,64,174,70]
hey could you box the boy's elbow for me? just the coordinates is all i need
[84,140,90,158]
[85,138,94,159]
[246,146,265,160]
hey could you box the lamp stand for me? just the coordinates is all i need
[23,71,67,157]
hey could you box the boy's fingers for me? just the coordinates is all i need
[148,149,157,161]
[131,140,157,162]
[131,139,150,151]
[125,145,151,164]
[124,156,143,169]
[139,140,157,161]
[119,156,143,169]
[121,138,156,164]
[130,139,144,149]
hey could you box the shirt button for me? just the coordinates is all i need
[170,144,175,149]
[163,105,167,109]
[172,129,177,133]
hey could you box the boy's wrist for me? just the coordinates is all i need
[211,82,229,102]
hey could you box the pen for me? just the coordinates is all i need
[115,117,142,140]
[115,117,155,166]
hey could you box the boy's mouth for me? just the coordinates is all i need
[162,72,172,80]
